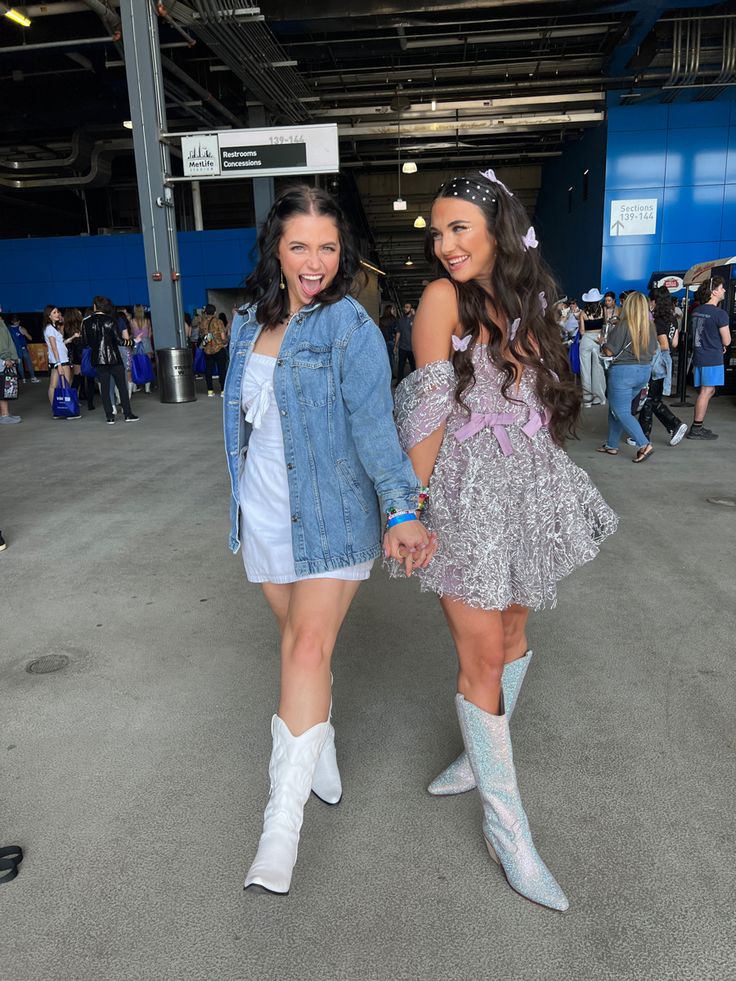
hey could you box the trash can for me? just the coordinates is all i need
[156,347,196,404]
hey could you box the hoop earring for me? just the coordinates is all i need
[279,266,285,290]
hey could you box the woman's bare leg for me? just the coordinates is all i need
[260,579,361,735]
[441,596,506,715]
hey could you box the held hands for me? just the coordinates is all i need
[383,518,437,577]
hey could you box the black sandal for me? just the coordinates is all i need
[633,444,654,463]
[0,845,23,884]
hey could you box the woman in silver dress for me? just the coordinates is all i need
[391,171,618,911]
[223,185,434,896]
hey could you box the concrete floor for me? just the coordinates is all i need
[2,379,735,981]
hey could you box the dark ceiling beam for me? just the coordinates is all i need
[263,0,566,18]
[605,0,725,77]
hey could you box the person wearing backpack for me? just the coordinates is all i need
[199,303,228,397]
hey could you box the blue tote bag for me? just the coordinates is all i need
[52,375,80,418]
[81,347,97,378]
[131,347,155,385]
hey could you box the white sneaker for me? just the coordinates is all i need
[30,377,40,383]
[669,423,688,446]
[625,437,636,446]
[111,405,118,415]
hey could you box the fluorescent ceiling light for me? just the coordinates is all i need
[3,6,31,27]
[402,161,417,174]
[393,198,407,211]
[404,256,414,266]
[413,216,426,229]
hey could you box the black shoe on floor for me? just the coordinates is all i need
[124,413,140,423]
[686,426,718,440]
[106,416,115,425]
[0,532,6,552]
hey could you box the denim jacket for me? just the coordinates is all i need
[223,296,420,574]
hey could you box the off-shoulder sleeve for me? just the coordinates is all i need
[394,359,455,451]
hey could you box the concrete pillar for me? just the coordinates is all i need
[191,180,204,231]
[119,0,184,349]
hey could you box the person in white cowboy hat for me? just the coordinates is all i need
[578,288,607,407]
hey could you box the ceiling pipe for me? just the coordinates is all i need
[0,138,132,188]
[26,1,119,13]
[160,54,243,127]
[0,36,115,54]
[83,0,123,41]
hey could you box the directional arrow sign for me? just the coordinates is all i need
[610,199,657,236]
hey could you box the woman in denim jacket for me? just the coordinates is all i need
[223,185,434,896]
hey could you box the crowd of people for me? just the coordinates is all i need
[0,299,156,425]
[0,299,237,423]
[553,278,730,459]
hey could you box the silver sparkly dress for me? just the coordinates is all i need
[391,347,618,610]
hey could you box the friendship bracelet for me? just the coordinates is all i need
[386,512,417,529]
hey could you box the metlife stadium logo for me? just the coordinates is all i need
[182,134,220,177]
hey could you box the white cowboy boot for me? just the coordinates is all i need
[244,715,330,895]
[456,693,569,911]
[428,650,533,796]
[311,674,342,805]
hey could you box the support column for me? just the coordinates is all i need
[191,181,204,231]
[250,106,274,228]
[119,0,184,350]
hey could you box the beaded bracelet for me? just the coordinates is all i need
[386,512,417,529]
[386,486,430,522]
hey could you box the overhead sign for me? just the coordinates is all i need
[656,275,684,292]
[610,199,657,237]
[180,124,339,180]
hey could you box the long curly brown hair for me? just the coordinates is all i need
[426,172,580,444]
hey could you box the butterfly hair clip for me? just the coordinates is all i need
[451,334,471,352]
[521,227,538,250]
[539,291,548,313]
[479,169,514,197]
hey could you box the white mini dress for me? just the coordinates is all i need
[238,353,373,584]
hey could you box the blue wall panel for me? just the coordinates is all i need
[606,131,667,189]
[0,227,257,317]
[601,96,736,295]
[534,123,607,299]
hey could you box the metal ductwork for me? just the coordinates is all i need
[162,1,315,123]
[0,138,132,188]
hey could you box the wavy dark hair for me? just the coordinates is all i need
[243,184,364,328]
[649,286,675,326]
[695,275,724,306]
[426,172,580,444]
[43,304,60,326]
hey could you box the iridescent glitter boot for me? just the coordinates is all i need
[244,715,329,895]
[428,650,533,796]
[455,693,569,911]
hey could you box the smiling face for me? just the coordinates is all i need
[430,197,496,286]
[277,211,341,311]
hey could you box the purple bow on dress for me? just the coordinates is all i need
[521,407,551,439]
[455,411,519,455]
